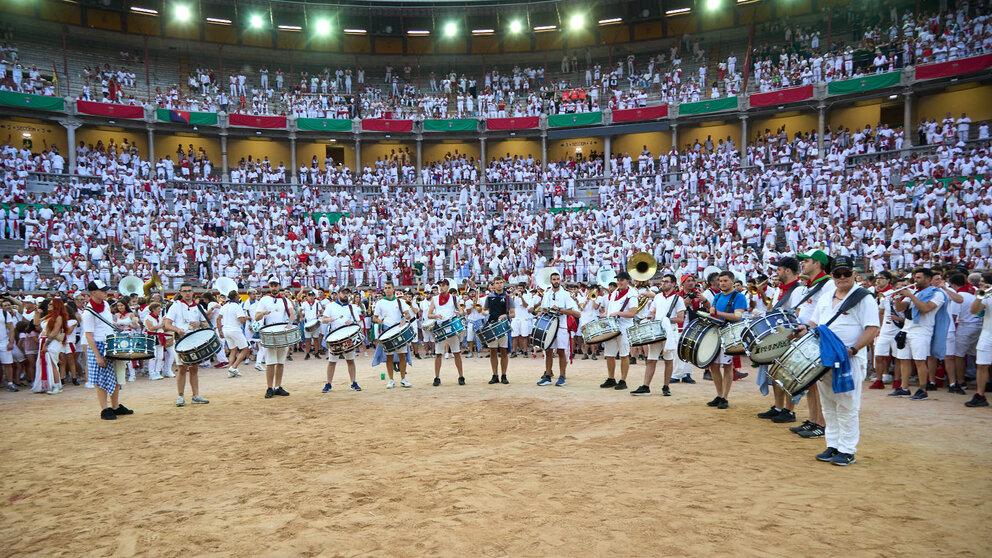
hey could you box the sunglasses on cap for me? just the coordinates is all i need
[832,269,853,278]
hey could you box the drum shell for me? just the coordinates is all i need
[259,322,303,348]
[304,319,321,333]
[719,320,748,355]
[105,333,156,360]
[627,320,668,347]
[742,311,800,364]
[677,317,721,368]
[380,323,415,352]
[768,331,829,396]
[175,328,222,365]
[432,316,466,341]
[530,311,560,350]
[324,324,365,355]
[478,319,511,344]
[581,317,621,344]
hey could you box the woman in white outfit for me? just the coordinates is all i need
[143,302,169,381]
[33,297,67,394]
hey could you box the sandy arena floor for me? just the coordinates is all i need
[1,351,990,557]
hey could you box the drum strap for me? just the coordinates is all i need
[822,287,871,327]
[772,282,802,310]
[789,280,827,312]
[665,295,680,318]
[86,307,121,333]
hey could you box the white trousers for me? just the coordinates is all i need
[148,345,165,378]
[817,354,866,455]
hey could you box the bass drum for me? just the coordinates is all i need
[379,322,415,353]
[325,324,366,355]
[259,322,303,348]
[767,331,829,396]
[175,328,222,365]
[530,311,560,350]
[677,315,721,368]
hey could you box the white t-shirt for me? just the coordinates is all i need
[431,294,459,321]
[218,301,247,331]
[81,301,116,343]
[974,298,992,346]
[606,286,639,330]
[0,311,15,347]
[300,300,320,322]
[541,287,578,329]
[324,300,362,331]
[652,291,686,321]
[374,297,411,328]
[257,295,292,325]
[901,288,947,337]
[810,288,880,350]
[166,300,204,333]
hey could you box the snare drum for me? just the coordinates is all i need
[259,322,303,348]
[175,328,222,365]
[324,324,365,355]
[304,319,321,334]
[105,332,156,360]
[627,320,668,347]
[432,316,466,342]
[380,322,415,353]
[767,331,828,396]
[530,310,560,350]
[742,310,801,364]
[719,320,748,355]
[677,315,721,368]
[477,318,511,345]
[581,317,622,344]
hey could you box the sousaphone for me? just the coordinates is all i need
[627,252,658,283]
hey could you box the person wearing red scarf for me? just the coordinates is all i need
[870,271,901,390]
[165,283,210,407]
[255,278,296,398]
[142,302,169,381]
[427,278,465,386]
[82,280,134,420]
[794,250,833,439]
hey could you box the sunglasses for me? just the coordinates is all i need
[832,270,853,278]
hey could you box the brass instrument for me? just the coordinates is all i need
[144,269,164,298]
[635,290,653,314]
[535,268,556,291]
[977,289,988,301]
[627,252,658,283]
[749,279,772,306]
[118,275,144,297]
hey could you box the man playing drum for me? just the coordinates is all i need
[482,277,515,385]
[323,287,369,391]
[164,283,210,407]
[255,278,296,399]
[631,274,685,396]
[756,257,805,423]
[82,280,135,420]
[599,271,639,391]
[373,283,414,389]
[427,278,466,386]
[706,271,747,409]
[537,271,580,387]
[300,291,321,360]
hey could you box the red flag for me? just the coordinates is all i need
[361,119,414,132]
[612,105,668,122]
[915,54,992,80]
[748,85,814,108]
[486,116,540,130]
[75,100,144,119]
[228,114,287,128]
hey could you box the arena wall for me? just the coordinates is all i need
[296,141,354,171]
[548,137,604,162]
[751,113,818,143]
[154,134,221,165]
[0,117,67,153]
[228,137,291,169]
[422,141,481,163]
[611,131,673,156]
[916,84,992,124]
[679,121,741,151]
[360,141,416,167]
[829,102,882,132]
[76,126,148,156]
[484,139,542,164]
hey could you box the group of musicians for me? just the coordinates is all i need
[82,253,992,467]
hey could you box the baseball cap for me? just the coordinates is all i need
[772,256,800,274]
[438,278,449,285]
[87,279,110,292]
[797,249,830,267]
[616,271,632,281]
[832,255,855,271]
[268,277,280,284]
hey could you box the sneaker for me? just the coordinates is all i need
[682,374,696,384]
[176,395,185,407]
[322,383,332,393]
[703,371,712,381]
[555,376,566,387]
[85,381,95,389]
[629,356,637,366]
[949,384,967,395]
[287,355,293,361]
[7,382,19,392]
[227,369,238,378]
[670,378,681,383]
[733,371,749,381]
[757,406,780,419]
[501,375,509,385]
[662,385,671,396]
[717,397,729,409]
[386,380,395,389]
[831,452,856,466]
[488,375,499,384]
[100,407,117,420]
[112,404,133,415]
[350,382,362,392]
[445,353,451,359]
[706,396,721,407]
[591,354,598,360]
[149,374,164,381]
[254,363,264,371]
[414,353,422,360]
[868,380,885,389]
[926,381,937,392]
[599,378,617,388]
[164,371,175,378]
[630,385,651,396]
[771,409,797,423]
[888,388,912,397]
[304,353,311,360]
[192,395,209,404]
[273,386,290,396]
[798,424,825,438]
[433,378,441,387]
[231,369,242,377]
[581,354,589,360]
[614,380,628,390]
[400,378,412,388]
[127,374,135,382]
[790,420,814,433]
[909,389,928,401]
[72,377,79,386]
[458,377,466,386]
[465,352,473,359]
[816,447,839,462]
[537,376,552,386]
[965,394,988,407]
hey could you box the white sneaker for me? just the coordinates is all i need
[164,371,175,378]
[191,395,209,404]
[386,379,395,389]
[176,395,185,407]
[445,353,451,359]
[231,369,242,377]
[127,374,136,382]
[84,381,94,389]
[148,374,163,381]
[400,378,412,388]
[227,368,238,378]
[254,363,264,371]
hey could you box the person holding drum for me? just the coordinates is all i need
[756,257,805,424]
[217,290,250,378]
[373,283,414,389]
[165,283,210,407]
[300,291,321,361]
[537,271,580,387]
[254,278,296,399]
[427,279,466,386]
[631,274,686,396]
[82,280,134,420]
[323,287,371,391]
[598,271,639,391]
[792,255,880,466]
[794,250,834,437]
[482,277,515,385]
[706,271,748,409]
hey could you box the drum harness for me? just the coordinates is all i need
[86,306,123,333]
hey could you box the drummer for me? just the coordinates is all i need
[706,271,747,409]
[599,271,639,392]
[794,249,834,439]
[322,287,368,391]
[254,278,296,399]
[482,277,515,385]
[216,289,250,378]
[164,283,210,407]
[537,271,580,387]
[300,291,321,361]
[427,278,465,386]
[373,283,414,389]
[631,274,685,396]
[756,257,805,424]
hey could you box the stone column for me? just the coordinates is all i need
[604,135,613,178]
[479,137,487,182]
[903,88,913,148]
[740,115,748,152]
[289,132,297,184]
[146,125,155,164]
[541,131,547,172]
[671,124,679,152]
[58,118,81,173]
[220,131,229,182]
[354,137,361,173]
[416,134,423,183]
[817,101,826,157]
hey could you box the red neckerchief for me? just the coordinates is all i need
[615,288,629,300]
[439,293,451,306]
[777,279,800,301]
[957,284,976,294]
[89,300,106,313]
[807,271,829,286]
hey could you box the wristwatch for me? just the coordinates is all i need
[848,346,857,355]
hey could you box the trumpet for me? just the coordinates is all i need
[880,283,916,299]
[977,289,989,300]
[748,279,772,306]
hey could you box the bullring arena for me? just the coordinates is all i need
[1,0,992,555]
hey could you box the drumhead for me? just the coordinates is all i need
[327,324,361,342]
[176,329,216,351]
[380,323,408,340]
[260,322,295,334]
[305,319,321,328]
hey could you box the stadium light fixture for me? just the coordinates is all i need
[509,20,522,34]
[569,14,583,30]
[315,20,331,35]
[472,28,495,35]
[206,17,232,25]
[666,8,691,16]
[598,17,622,25]
[174,4,191,21]
[408,30,430,35]
[706,0,720,11]
[533,24,556,32]
[278,25,302,32]
[250,14,264,29]
[344,28,367,35]
[130,6,158,16]
[444,22,457,37]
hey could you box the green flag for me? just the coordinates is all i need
[0,91,65,112]
[827,72,901,95]
[678,96,738,116]
[297,118,353,132]
[548,112,603,128]
[423,119,477,132]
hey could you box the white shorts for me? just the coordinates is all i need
[945,330,957,357]
[327,350,355,363]
[511,318,533,337]
[603,333,631,358]
[485,335,509,349]
[977,343,992,366]
[265,346,289,365]
[436,336,461,354]
[0,350,11,365]
[896,333,930,361]
[303,328,318,340]
[222,328,249,350]
[646,341,675,361]
[711,348,733,366]
[873,335,898,358]
[545,327,570,351]
[954,325,981,357]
